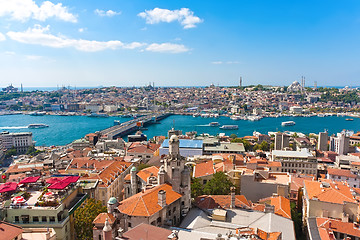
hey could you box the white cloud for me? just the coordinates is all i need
[26,55,42,60]
[4,51,15,56]
[0,0,77,23]
[212,61,240,65]
[78,28,85,33]
[138,8,202,29]
[146,43,189,53]
[95,9,121,17]
[0,32,5,41]
[6,25,144,52]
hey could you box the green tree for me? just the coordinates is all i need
[74,198,107,240]
[138,163,151,171]
[230,134,238,139]
[191,177,203,198]
[203,172,234,195]
[5,147,17,158]
[254,141,270,151]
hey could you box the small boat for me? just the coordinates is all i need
[346,118,354,121]
[230,115,242,120]
[281,121,295,126]
[114,120,121,125]
[28,123,49,128]
[318,114,325,117]
[209,122,220,126]
[29,111,46,116]
[219,125,239,130]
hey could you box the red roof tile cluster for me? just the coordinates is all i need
[327,168,358,179]
[118,184,182,217]
[195,194,251,209]
[0,221,23,240]
[127,142,160,154]
[122,223,172,240]
[316,217,360,239]
[193,161,215,178]
[304,180,357,204]
[259,196,291,219]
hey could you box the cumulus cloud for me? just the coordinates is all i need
[0,0,77,22]
[6,25,144,52]
[138,8,202,29]
[95,9,121,17]
[0,32,5,41]
[146,43,189,53]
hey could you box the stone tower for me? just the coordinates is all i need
[162,134,191,216]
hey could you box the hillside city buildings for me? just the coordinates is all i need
[0,82,360,239]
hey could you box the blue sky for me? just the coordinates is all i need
[1,0,360,87]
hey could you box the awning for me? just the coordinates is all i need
[0,182,18,193]
[48,176,80,190]
[19,176,40,184]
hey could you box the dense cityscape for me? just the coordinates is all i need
[2,0,360,239]
[0,82,360,240]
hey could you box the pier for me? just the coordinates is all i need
[100,113,172,139]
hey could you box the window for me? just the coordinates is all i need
[15,216,19,222]
[338,176,341,179]
[42,216,47,222]
[128,222,132,228]
[33,216,39,222]
[49,216,55,222]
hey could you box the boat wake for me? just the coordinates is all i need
[0,126,28,129]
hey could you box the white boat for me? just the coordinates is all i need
[281,121,295,126]
[220,125,239,130]
[209,122,220,126]
[230,115,242,120]
[29,111,46,116]
[28,123,49,128]
[201,113,210,118]
[88,113,109,117]
[318,114,325,117]
[247,116,261,121]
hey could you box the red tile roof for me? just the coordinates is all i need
[193,161,215,178]
[327,168,358,179]
[195,195,251,209]
[316,217,360,239]
[123,223,172,240]
[136,166,159,182]
[93,212,116,225]
[118,184,182,217]
[259,196,291,219]
[304,180,357,204]
[0,221,23,240]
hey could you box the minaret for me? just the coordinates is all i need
[21,84,23,93]
[314,81,317,90]
[130,167,137,196]
[239,77,242,87]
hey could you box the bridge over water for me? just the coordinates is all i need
[100,113,172,139]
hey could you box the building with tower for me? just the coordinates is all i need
[96,132,191,237]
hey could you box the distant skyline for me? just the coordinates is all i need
[1,0,360,87]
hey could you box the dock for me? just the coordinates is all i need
[100,113,172,139]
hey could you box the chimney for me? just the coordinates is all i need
[158,190,166,207]
[230,187,236,209]
[264,204,275,213]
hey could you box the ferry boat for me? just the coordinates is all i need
[219,125,239,130]
[209,122,220,126]
[29,111,46,116]
[281,121,296,126]
[346,118,354,121]
[28,123,49,128]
